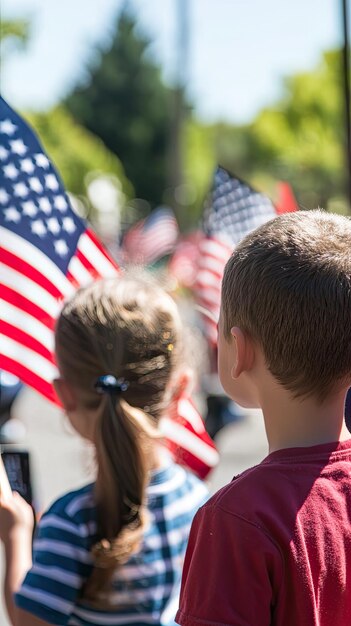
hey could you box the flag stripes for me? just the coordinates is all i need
[193,235,232,343]
[160,396,219,479]
[122,207,179,266]
[0,355,56,403]
[195,167,290,345]
[1,337,58,383]
[1,225,74,297]
[1,230,120,402]
[0,320,53,363]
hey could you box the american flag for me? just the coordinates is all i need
[0,97,218,479]
[160,394,219,480]
[168,231,202,289]
[122,206,179,266]
[275,181,299,214]
[0,96,119,403]
[194,166,288,344]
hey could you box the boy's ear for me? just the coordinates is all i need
[230,326,255,379]
[53,378,78,412]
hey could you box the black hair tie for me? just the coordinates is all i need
[94,375,129,395]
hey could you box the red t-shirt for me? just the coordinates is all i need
[176,439,351,626]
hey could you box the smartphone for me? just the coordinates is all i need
[1,450,33,505]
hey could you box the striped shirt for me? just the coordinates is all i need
[16,463,208,625]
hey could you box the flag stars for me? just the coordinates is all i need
[13,182,28,198]
[0,119,17,135]
[31,220,46,237]
[10,139,27,156]
[4,207,21,223]
[29,177,43,193]
[0,146,9,161]
[62,216,76,234]
[47,217,60,235]
[38,197,51,214]
[54,195,68,211]
[54,239,69,256]
[20,158,35,174]
[35,153,50,169]
[22,200,37,217]
[45,174,59,191]
[3,163,19,179]
[0,188,10,204]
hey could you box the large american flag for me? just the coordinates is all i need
[0,96,119,402]
[122,206,179,266]
[194,166,289,344]
[0,97,218,479]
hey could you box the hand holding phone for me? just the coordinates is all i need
[1,450,33,505]
[0,451,35,546]
[0,454,12,501]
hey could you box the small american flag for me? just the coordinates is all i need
[160,394,219,480]
[195,166,286,344]
[0,96,119,402]
[0,97,217,479]
[275,181,299,214]
[122,206,179,266]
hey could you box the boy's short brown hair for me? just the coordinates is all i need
[221,210,351,399]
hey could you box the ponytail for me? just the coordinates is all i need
[55,275,182,605]
[83,394,149,602]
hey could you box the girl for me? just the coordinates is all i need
[0,274,208,626]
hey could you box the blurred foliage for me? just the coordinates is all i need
[182,119,216,223]
[202,50,348,214]
[0,18,30,66]
[0,18,30,47]
[2,11,349,221]
[65,8,171,207]
[25,106,133,218]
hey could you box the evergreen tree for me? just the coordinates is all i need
[65,8,171,207]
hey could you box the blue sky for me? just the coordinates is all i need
[2,0,346,123]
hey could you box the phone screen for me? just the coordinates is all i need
[1,450,33,505]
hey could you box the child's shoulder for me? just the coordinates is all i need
[148,462,209,507]
[203,460,278,520]
[44,482,96,525]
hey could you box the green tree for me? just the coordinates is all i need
[251,50,345,209]
[65,8,172,206]
[25,106,133,220]
[203,50,348,213]
[0,18,29,47]
[0,18,30,66]
[1,14,132,223]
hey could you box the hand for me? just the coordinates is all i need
[0,492,34,626]
[0,491,34,544]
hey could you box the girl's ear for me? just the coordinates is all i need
[230,326,255,379]
[53,378,78,412]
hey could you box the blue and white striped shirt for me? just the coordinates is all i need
[16,463,208,625]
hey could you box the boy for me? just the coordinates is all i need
[176,210,351,626]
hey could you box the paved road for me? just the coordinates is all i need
[0,388,268,625]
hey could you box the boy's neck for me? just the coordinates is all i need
[257,377,349,454]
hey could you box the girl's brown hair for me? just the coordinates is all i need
[55,273,182,602]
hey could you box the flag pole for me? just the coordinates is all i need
[341,0,351,214]
[168,0,189,221]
